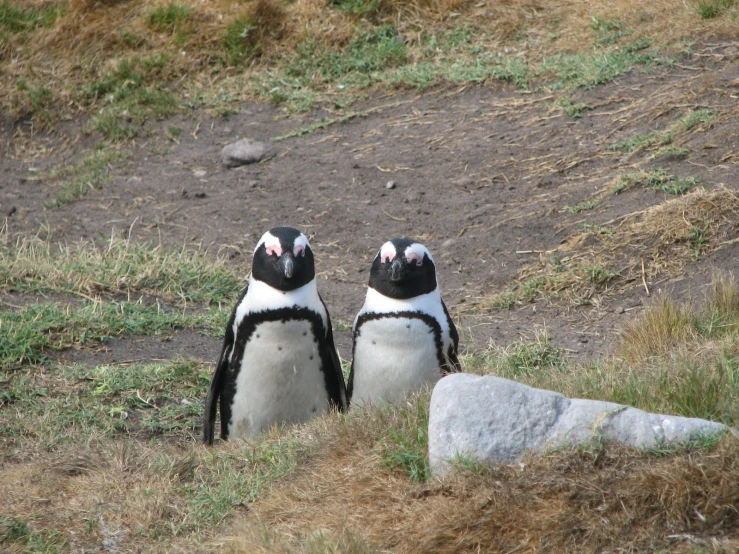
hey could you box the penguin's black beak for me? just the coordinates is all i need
[279,252,295,279]
[389,259,403,282]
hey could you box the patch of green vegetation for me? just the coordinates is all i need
[689,0,737,18]
[500,336,566,379]
[0,232,243,305]
[590,17,630,46]
[559,97,593,119]
[488,276,549,309]
[676,108,715,131]
[479,255,618,311]
[382,399,430,482]
[223,18,258,66]
[44,146,131,207]
[613,130,660,153]
[653,145,691,160]
[290,26,406,83]
[0,2,63,34]
[84,56,178,141]
[166,125,182,141]
[0,301,226,368]
[584,264,617,284]
[330,0,380,16]
[690,226,709,260]
[243,16,660,112]
[15,79,56,123]
[1,359,210,449]
[148,3,193,34]
[0,516,64,553]
[616,168,700,195]
[566,198,599,213]
[612,110,714,154]
[181,437,305,532]
[541,39,654,91]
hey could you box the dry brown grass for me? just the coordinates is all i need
[226,406,739,553]
[618,271,739,363]
[477,187,739,311]
[3,0,739,120]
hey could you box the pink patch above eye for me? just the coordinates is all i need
[380,244,396,264]
[294,245,305,257]
[406,252,422,265]
[266,244,283,256]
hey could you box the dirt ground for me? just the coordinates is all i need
[2,41,738,368]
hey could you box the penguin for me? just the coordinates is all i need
[348,238,461,407]
[203,226,347,444]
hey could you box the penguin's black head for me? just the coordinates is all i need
[368,238,437,299]
[252,226,315,291]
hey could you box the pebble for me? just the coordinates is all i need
[386,180,396,190]
[221,139,270,168]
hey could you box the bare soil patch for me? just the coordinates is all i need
[2,42,739,367]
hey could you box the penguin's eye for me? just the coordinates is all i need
[294,245,306,257]
[406,252,423,266]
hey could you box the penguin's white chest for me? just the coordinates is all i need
[352,315,440,406]
[229,319,328,438]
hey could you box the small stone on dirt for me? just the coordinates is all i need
[616,306,625,314]
[193,169,207,178]
[221,139,269,168]
[441,239,456,249]
[386,180,396,190]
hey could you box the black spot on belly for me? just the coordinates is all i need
[372,340,376,345]
[312,406,317,413]
[256,333,260,338]
[303,331,307,336]
[278,346,283,351]
[406,323,411,329]
[309,355,314,360]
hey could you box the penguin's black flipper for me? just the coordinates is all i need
[320,295,348,412]
[441,299,462,373]
[203,285,247,445]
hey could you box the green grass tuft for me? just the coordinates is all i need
[0,301,226,368]
[148,3,193,34]
[0,232,243,304]
[616,167,700,195]
[381,398,430,482]
[84,56,178,140]
[689,0,737,18]
[223,18,258,66]
[0,1,63,33]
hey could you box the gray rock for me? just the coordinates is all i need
[221,139,270,168]
[428,373,727,476]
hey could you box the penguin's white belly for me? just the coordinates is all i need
[352,316,440,406]
[230,319,328,438]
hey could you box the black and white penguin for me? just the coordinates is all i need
[348,238,461,407]
[203,226,347,444]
